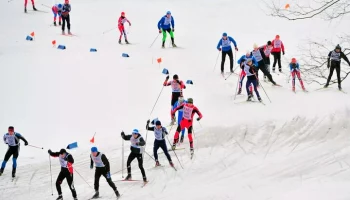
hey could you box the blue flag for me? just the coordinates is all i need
[162,68,169,75]
[186,80,193,84]
[67,142,78,149]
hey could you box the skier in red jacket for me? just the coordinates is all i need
[171,98,202,154]
[271,35,285,72]
[118,12,131,44]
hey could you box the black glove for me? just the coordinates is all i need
[24,142,28,146]
[283,52,285,55]
[48,149,52,154]
[166,75,169,80]
[176,80,180,84]
[172,28,174,32]
[121,131,125,137]
[147,119,150,124]
[135,142,139,146]
[197,117,201,121]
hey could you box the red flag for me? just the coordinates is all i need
[90,136,95,143]
[157,58,162,63]
[30,32,35,37]
[52,40,56,45]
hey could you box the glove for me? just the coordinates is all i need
[107,172,111,179]
[197,117,201,121]
[121,131,125,137]
[218,48,221,51]
[90,165,93,169]
[129,23,131,26]
[147,119,150,124]
[48,149,52,154]
[135,142,139,146]
[166,75,169,80]
[327,64,330,69]
[283,52,285,55]
[24,142,28,146]
[159,29,162,33]
[172,28,174,32]
[235,47,239,51]
[176,80,180,84]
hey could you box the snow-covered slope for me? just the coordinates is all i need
[0,0,350,199]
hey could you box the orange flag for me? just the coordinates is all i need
[157,58,162,63]
[52,40,56,46]
[30,32,35,37]
[285,4,290,9]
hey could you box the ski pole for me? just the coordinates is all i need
[149,85,165,116]
[103,27,117,34]
[233,71,241,100]
[253,70,272,103]
[74,169,93,189]
[144,151,155,161]
[212,51,220,72]
[127,26,131,34]
[28,145,44,149]
[49,156,53,196]
[41,4,50,8]
[164,124,184,169]
[149,33,161,48]
[122,138,124,178]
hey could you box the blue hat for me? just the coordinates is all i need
[222,32,227,37]
[166,11,171,15]
[132,129,139,134]
[91,147,98,152]
[58,4,63,9]
[155,121,161,126]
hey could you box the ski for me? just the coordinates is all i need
[190,151,194,159]
[339,89,347,94]
[141,181,149,188]
[117,179,143,182]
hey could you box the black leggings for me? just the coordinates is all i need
[127,153,146,178]
[326,61,341,85]
[257,61,276,84]
[62,14,71,31]
[153,140,171,162]
[221,49,233,72]
[56,169,77,198]
[94,167,117,191]
[272,52,282,70]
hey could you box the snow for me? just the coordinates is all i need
[1,0,350,199]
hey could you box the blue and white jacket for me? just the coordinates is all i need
[289,63,300,72]
[217,36,237,52]
[3,132,28,147]
[158,15,174,30]
[237,55,258,67]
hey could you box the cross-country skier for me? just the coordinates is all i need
[121,129,147,183]
[251,43,278,86]
[90,147,120,199]
[118,12,131,44]
[61,0,71,35]
[172,96,187,142]
[24,0,37,13]
[171,98,202,154]
[289,58,306,92]
[0,126,28,177]
[158,11,177,48]
[244,58,262,102]
[52,4,63,26]
[217,32,238,74]
[262,41,273,81]
[271,35,285,72]
[324,44,350,90]
[146,120,174,167]
[163,74,186,124]
[237,51,257,95]
[48,148,77,200]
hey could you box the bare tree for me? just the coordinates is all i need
[266,0,350,86]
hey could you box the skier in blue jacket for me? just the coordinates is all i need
[236,52,258,94]
[172,96,187,143]
[158,11,177,48]
[217,32,238,74]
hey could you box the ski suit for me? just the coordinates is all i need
[90,152,117,192]
[118,16,131,41]
[326,50,350,87]
[289,62,305,90]
[163,78,186,117]
[251,48,276,85]
[157,15,175,44]
[217,36,238,73]
[271,39,285,71]
[52,4,62,23]
[237,55,258,91]
[61,3,71,32]
[244,62,261,99]
[172,100,187,137]
[146,122,172,163]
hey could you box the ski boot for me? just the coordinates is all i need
[54,21,57,26]
[56,195,63,200]
[59,21,61,25]
[62,30,65,35]
[172,143,176,150]
[230,69,234,73]
[339,84,342,90]
[292,87,295,92]
[74,198,78,200]
[324,84,329,88]
[125,39,129,44]
[264,76,267,82]
[169,161,174,167]
[12,168,16,178]
[162,41,165,48]
[247,93,253,101]
[279,69,282,73]
[171,38,177,47]
[124,174,132,180]
[143,176,147,182]
[24,7,27,13]
[33,5,37,11]
[258,97,262,102]
[115,190,120,198]
[272,69,275,73]
[180,136,184,143]
[68,30,72,35]
[118,39,121,44]
[237,88,242,95]
[155,161,160,167]
[92,191,99,199]
[0,168,4,176]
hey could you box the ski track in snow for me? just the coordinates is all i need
[1,0,350,199]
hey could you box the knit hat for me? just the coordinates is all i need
[222,32,227,37]
[187,98,193,103]
[166,11,171,15]
[8,126,14,131]
[173,74,178,79]
[91,147,98,153]
[267,41,272,45]
[121,12,125,16]
[253,43,258,49]
[291,58,297,63]
[59,149,66,154]
[155,121,161,126]
[335,44,341,50]
[132,129,139,134]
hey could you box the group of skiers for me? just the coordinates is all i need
[51,0,72,35]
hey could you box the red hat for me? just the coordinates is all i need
[291,58,297,63]
[121,12,125,15]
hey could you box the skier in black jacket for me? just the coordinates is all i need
[48,148,77,200]
[324,44,350,90]
[121,129,147,183]
[61,0,72,35]
[90,147,120,199]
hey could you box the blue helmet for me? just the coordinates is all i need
[222,32,227,37]
[58,4,63,9]
[132,129,139,134]
[166,11,171,15]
